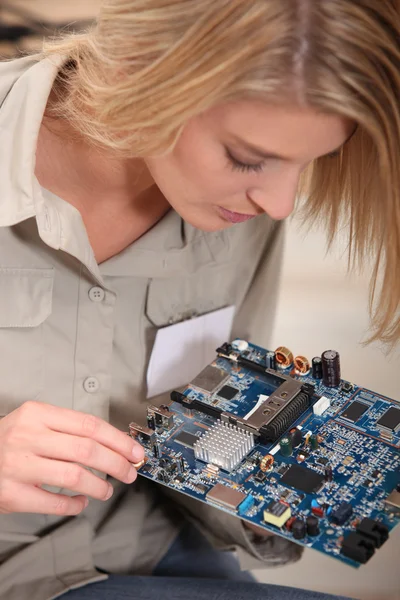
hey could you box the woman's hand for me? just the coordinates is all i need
[0,401,144,516]
[243,521,274,538]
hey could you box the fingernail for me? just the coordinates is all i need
[132,445,144,463]
[105,485,113,501]
[128,464,137,480]
[84,497,89,508]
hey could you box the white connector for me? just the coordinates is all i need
[313,395,331,416]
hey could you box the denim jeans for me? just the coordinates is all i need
[61,524,351,600]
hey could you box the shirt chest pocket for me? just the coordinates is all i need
[0,268,53,412]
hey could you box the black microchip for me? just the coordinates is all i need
[377,407,400,432]
[175,431,200,449]
[340,382,354,394]
[341,401,369,423]
[362,479,373,488]
[218,385,239,400]
[277,464,289,475]
[255,471,267,483]
[280,464,325,494]
[317,457,329,466]
[371,469,380,479]
[195,483,209,494]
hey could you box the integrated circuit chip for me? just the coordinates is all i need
[175,430,200,449]
[206,483,246,511]
[376,407,400,432]
[341,401,369,423]
[280,464,325,494]
[218,385,239,400]
[191,365,229,394]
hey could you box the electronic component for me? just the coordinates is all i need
[280,464,325,494]
[280,436,293,457]
[324,466,333,483]
[294,356,310,375]
[311,500,325,518]
[260,454,274,472]
[263,500,291,528]
[341,401,369,423]
[292,519,306,540]
[175,430,200,449]
[147,414,156,430]
[306,515,320,537]
[265,351,277,370]
[290,427,303,448]
[135,339,400,569]
[274,346,294,368]
[312,357,323,379]
[147,405,174,430]
[321,350,341,388]
[330,502,353,526]
[153,442,162,458]
[362,479,373,488]
[206,483,246,511]
[340,382,354,394]
[218,385,239,400]
[191,365,229,394]
[356,518,389,548]
[232,339,249,352]
[238,494,255,515]
[341,532,375,564]
[313,396,331,416]
[194,422,254,471]
[129,422,156,445]
[376,407,400,433]
[384,489,400,515]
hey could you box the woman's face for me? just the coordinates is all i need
[145,101,354,231]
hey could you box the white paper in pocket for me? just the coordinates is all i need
[146,305,235,399]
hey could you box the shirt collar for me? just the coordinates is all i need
[0,55,231,282]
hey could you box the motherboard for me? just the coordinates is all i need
[130,341,400,567]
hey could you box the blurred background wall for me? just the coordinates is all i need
[1,2,399,598]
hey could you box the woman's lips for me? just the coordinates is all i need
[217,207,257,224]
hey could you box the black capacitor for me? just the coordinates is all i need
[324,465,333,483]
[290,427,303,448]
[153,442,162,458]
[177,457,185,473]
[306,515,320,537]
[312,357,323,380]
[292,519,307,540]
[147,414,156,430]
[321,350,341,388]
[266,351,277,370]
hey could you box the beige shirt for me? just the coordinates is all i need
[0,54,301,600]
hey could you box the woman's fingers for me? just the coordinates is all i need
[34,431,138,484]
[0,481,87,516]
[15,455,114,501]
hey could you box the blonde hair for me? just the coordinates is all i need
[44,0,400,346]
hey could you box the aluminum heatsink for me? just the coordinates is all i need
[194,421,254,471]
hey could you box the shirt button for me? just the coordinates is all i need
[88,286,105,303]
[83,377,100,394]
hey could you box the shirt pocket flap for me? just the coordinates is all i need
[0,268,54,328]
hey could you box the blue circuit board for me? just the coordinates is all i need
[132,341,400,568]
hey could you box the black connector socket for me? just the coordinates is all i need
[341,532,375,564]
[356,518,389,549]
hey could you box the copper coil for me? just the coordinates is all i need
[274,346,294,368]
[294,355,311,374]
[260,454,274,472]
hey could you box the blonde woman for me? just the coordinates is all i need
[0,1,398,599]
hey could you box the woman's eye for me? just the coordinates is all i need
[225,148,265,174]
